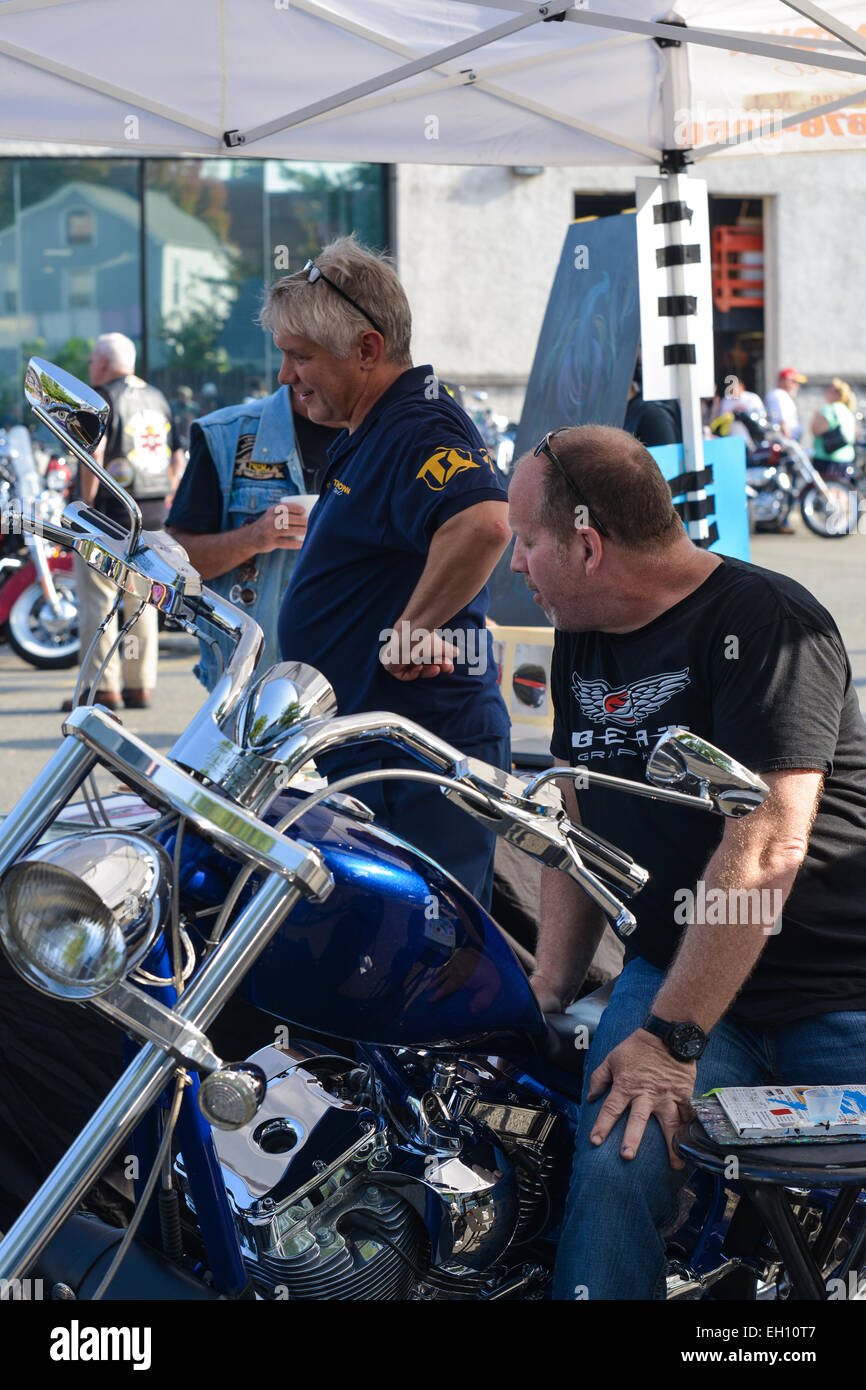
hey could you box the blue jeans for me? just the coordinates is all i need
[553,957,866,1301]
[319,733,510,910]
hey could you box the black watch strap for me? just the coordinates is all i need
[642,1012,707,1061]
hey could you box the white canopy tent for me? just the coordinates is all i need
[0,0,864,165]
[1,0,864,533]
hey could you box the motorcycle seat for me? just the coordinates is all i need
[677,1120,866,1186]
[543,980,614,1076]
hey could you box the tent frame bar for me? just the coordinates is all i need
[462,0,866,74]
[287,0,659,161]
[225,2,572,148]
[228,1,866,151]
[694,85,866,160]
[0,37,220,139]
[779,1,866,58]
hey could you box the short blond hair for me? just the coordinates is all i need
[260,235,412,364]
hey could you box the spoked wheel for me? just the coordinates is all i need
[800,482,860,537]
[6,575,80,668]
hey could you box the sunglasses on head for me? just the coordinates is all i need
[533,430,609,537]
[301,259,384,337]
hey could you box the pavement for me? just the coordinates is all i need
[1,515,865,813]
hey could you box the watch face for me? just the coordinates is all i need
[669,1023,706,1060]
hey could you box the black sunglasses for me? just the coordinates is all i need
[533,429,609,537]
[301,259,384,337]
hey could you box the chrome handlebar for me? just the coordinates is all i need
[2,426,766,943]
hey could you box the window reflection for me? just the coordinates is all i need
[0,157,387,427]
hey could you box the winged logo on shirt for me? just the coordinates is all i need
[572,668,690,726]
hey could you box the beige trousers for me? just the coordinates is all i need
[75,554,159,692]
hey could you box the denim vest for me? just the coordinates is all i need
[193,388,305,690]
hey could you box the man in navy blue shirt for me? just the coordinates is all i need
[261,236,511,906]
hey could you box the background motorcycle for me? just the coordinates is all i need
[0,360,864,1305]
[0,423,78,668]
[737,412,860,538]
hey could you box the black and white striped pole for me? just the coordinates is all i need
[636,17,716,546]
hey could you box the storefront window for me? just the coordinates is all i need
[0,157,389,426]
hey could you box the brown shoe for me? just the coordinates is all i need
[61,690,122,713]
[122,687,152,709]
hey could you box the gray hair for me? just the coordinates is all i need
[260,235,412,364]
[94,332,136,374]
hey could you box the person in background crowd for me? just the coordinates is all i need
[166,386,337,690]
[261,235,511,908]
[712,376,766,442]
[508,423,866,1300]
[765,367,806,441]
[623,354,682,447]
[63,332,183,712]
[243,376,268,404]
[812,378,857,474]
[711,376,794,531]
[170,385,198,452]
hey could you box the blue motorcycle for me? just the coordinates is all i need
[0,359,864,1303]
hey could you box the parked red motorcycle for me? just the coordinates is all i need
[0,425,79,668]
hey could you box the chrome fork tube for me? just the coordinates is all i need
[30,535,62,611]
[0,874,299,1284]
[0,736,97,875]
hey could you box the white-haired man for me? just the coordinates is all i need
[64,332,183,711]
[261,237,511,907]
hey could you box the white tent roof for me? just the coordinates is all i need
[0,0,864,165]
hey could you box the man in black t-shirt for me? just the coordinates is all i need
[65,333,183,711]
[508,424,866,1300]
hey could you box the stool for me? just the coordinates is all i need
[676,1122,866,1300]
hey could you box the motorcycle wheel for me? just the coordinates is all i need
[800,482,860,538]
[6,575,80,668]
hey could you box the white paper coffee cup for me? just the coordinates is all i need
[287,492,319,517]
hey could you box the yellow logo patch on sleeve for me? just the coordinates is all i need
[416,446,486,491]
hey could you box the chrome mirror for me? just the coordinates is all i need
[25,357,109,453]
[24,357,142,556]
[646,729,769,818]
[233,662,338,752]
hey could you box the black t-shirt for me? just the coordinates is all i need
[166,410,336,533]
[550,555,866,1026]
[623,394,683,447]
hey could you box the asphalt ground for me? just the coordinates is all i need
[1,516,865,813]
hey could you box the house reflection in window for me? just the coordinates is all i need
[69,268,95,308]
[66,210,94,246]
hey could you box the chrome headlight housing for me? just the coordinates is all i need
[0,831,171,1000]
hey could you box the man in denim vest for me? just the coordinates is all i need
[166,386,334,689]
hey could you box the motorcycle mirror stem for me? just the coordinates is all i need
[24,358,143,561]
[524,728,769,819]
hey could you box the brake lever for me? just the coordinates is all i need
[441,774,644,939]
[559,836,637,940]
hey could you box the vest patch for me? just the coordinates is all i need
[234,433,286,481]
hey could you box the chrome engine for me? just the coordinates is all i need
[745,463,793,524]
[178,1043,563,1300]
[178,1042,420,1299]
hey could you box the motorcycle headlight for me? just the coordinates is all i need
[0,832,170,1000]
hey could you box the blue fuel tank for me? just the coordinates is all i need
[171,793,547,1055]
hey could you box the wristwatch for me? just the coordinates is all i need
[641,1012,707,1062]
